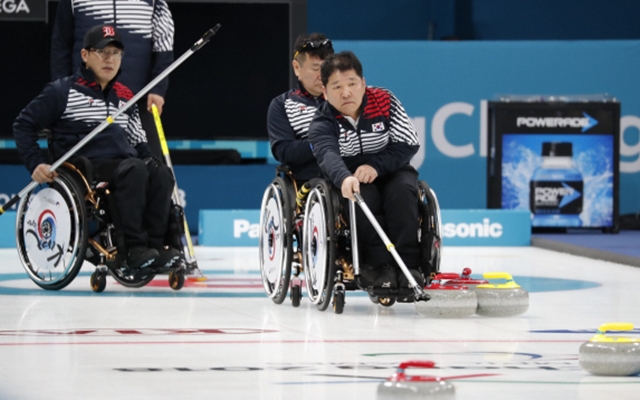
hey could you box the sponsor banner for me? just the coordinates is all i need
[199,209,260,247]
[199,209,530,247]
[0,0,46,21]
[441,209,530,246]
[0,211,16,248]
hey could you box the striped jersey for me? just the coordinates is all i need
[14,67,152,174]
[308,86,419,187]
[267,81,326,181]
[51,0,174,97]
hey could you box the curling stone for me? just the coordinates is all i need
[415,273,477,318]
[441,268,488,290]
[579,322,640,376]
[475,272,528,317]
[377,361,455,400]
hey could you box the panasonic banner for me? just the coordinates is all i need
[198,209,530,247]
[487,100,619,230]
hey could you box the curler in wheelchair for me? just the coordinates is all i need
[259,174,442,314]
[15,160,188,292]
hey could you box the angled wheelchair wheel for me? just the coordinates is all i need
[302,180,337,311]
[259,176,294,304]
[418,180,442,280]
[16,169,88,290]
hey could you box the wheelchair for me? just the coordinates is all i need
[259,167,442,314]
[15,159,188,292]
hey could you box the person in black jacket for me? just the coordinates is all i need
[308,51,423,289]
[15,24,178,270]
[267,33,334,182]
[51,0,175,160]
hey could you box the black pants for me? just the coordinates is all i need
[345,166,421,269]
[94,158,174,249]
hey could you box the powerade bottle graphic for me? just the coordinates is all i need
[530,142,583,227]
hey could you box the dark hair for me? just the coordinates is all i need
[293,33,334,63]
[320,51,363,86]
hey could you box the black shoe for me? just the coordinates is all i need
[358,264,376,288]
[127,246,159,269]
[373,263,397,289]
[154,247,183,269]
[398,268,425,288]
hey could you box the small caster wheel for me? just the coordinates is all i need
[90,271,106,293]
[290,284,301,307]
[379,297,395,307]
[169,270,185,290]
[369,295,380,304]
[333,290,345,314]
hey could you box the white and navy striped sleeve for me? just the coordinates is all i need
[126,106,148,146]
[152,0,174,52]
[388,90,419,146]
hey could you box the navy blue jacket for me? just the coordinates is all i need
[267,81,325,182]
[14,67,152,174]
[308,86,419,188]
[51,0,174,97]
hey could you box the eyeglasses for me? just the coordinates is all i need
[294,39,333,59]
[90,48,125,59]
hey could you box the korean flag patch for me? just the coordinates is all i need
[372,122,385,132]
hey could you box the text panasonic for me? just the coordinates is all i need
[443,219,503,238]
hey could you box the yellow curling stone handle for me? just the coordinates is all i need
[590,322,638,343]
[476,272,521,289]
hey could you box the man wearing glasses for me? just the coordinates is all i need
[14,25,178,271]
[51,0,175,162]
[267,33,334,182]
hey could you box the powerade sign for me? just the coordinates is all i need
[199,209,530,247]
[487,102,618,229]
[440,209,530,246]
[516,114,598,132]
[0,0,46,21]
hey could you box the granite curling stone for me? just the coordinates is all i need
[475,272,529,317]
[579,322,640,376]
[377,360,456,400]
[415,273,477,318]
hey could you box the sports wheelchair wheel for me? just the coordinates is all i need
[259,176,294,304]
[302,180,337,311]
[16,168,88,290]
[418,180,442,281]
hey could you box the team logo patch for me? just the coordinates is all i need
[372,122,385,132]
[103,26,116,37]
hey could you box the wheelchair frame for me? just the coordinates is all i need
[259,170,442,314]
[15,162,187,292]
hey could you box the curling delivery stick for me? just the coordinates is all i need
[151,104,205,281]
[352,192,430,302]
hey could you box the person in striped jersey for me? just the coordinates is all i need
[308,51,424,290]
[14,25,178,271]
[267,33,334,182]
[51,0,175,161]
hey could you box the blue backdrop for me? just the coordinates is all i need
[332,40,640,216]
[2,40,640,235]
